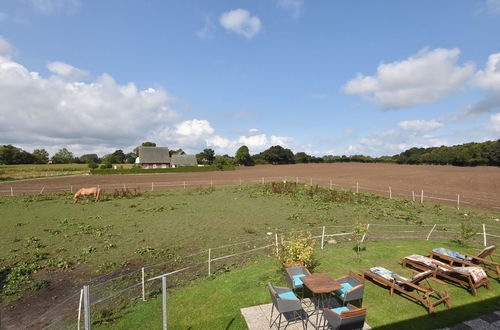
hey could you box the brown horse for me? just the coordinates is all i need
[73,187,101,203]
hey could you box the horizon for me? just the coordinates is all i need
[0,1,499,157]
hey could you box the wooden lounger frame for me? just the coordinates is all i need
[362,269,451,314]
[402,257,490,296]
[430,249,500,277]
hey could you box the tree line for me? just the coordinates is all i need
[1,139,499,167]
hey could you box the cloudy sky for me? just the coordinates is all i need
[0,0,499,157]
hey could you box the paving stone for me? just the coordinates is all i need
[449,323,473,330]
[463,318,497,330]
[480,312,500,323]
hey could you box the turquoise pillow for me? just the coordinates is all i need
[293,274,306,286]
[278,291,298,300]
[331,307,350,314]
[335,282,353,297]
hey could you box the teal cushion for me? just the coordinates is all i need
[278,291,298,300]
[331,307,350,314]
[293,274,306,286]
[335,282,353,297]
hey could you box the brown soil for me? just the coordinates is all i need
[1,163,499,210]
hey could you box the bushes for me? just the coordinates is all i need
[278,231,318,270]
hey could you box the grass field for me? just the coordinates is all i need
[0,164,91,181]
[96,239,500,330]
[0,182,499,328]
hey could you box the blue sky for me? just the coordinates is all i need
[0,0,499,157]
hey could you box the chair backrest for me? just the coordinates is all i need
[286,266,308,276]
[477,245,496,258]
[325,306,366,330]
[408,270,433,284]
[267,283,279,306]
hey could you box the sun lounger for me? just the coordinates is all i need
[362,267,450,314]
[402,254,490,296]
[430,245,499,277]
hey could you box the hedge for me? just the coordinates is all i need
[90,165,235,175]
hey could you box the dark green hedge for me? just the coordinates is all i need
[90,165,235,175]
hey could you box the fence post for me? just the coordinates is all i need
[321,226,325,249]
[211,179,213,188]
[457,194,460,210]
[275,233,279,256]
[296,176,298,183]
[151,182,154,191]
[141,267,145,301]
[329,179,332,190]
[310,177,313,186]
[71,185,73,193]
[389,186,392,199]
[97,184,100,191]
[183,181,186,189]
[77,288,83,330]
[412,191,415,202]
[83,284,91,330]
[361,224,370,243]
[239,177,242,186]
[208,248,211,276]
[40,187,45,194]
[123,183,126,189]
[426,224,437,240]
[356,182,359,193]
[262,177,264,184]
[483,224,487,247]
[162,276,168,330]
[420,190,424,204]
[10,187,13,196]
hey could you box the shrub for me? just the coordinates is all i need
[29,279,49,291]
[353,222,368,258]
[457,220,476,246]
[88,162,98,169]
[278,231,318,270]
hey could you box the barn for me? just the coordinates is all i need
[171,154,198,167]
[138,147,171,169]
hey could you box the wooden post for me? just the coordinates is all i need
[239,177,242,186]
[310,177,313,186]
[321,226,325,249]
[262,177,264,184]
[151,182,154,191]
[71,185,73,193]
[329,179,332,190]
[183,181,186,189]
[412,191,415,202]
[40,187,45,194]
[208,248,211,276]
[483,224,487,247]
[123,183,126,189]
[77,288,83,330]
[162,276,168,330]
[83,285,91,330]
[296,176,298,183]
[141,267,145,301]
[389,186,392,199]
[275,233,279,256]
[361,224,370,243]
[10,187,13,197]
[211,179,213,187]
[457,194,460,210]
[426,224,437,240]
[356,182,359,193]
[420,190,424,204]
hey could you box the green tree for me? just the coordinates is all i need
[0,145,37,164]
[79,153,99,164]
[294,152,310,163]
[134,142,157,156]
[197,148,215,165]
[52,148,75,164]
[32,149,49,164]
[169,149,185,157]
[260,145,295,165]
[125,152,137,164]
[235,145,254,166]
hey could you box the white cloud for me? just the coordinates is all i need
[270,135,292,146]
[343,48,475,109]
[276,0,303,19]
[238,133,268,148]
[32,0,80,15]
[486,0,500,15]
[157,119,215,150]
[196,14,216,39]
[0,36,13,60]
[490,113,500,132]
[398,120,443,132]
[47,61,88,80]
[219,9,262,39]
[206,135,235,150]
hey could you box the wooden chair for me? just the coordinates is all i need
[430,245,499,277]
[402,254,490,296]
[362,267,450,314]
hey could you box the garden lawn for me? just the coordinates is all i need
[96,239,500,329]
[0,163,91,181]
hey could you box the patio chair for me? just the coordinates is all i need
[430,245,499,277]
[333,271,365,306]
[362,267,450,314]
[402,254,490,296]
[268,282,308,329]
[322,304,366,330]
[284,264,312,298]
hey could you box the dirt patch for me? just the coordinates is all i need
[1,163,499,210]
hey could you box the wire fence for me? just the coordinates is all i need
[33,222,500,329]
[1,175,499,211]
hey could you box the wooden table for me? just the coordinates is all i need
[302,274,342,329]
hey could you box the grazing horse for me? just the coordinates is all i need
[73,187,101,203]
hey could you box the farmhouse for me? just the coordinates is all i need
[138,146,171,169]
[137,147,198,168]
[171,154,198,167]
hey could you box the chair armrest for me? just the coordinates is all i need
[335,274,350,282]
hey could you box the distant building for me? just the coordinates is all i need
[138,147,171,169]
[137,147,198,169]
[171,154,198,167]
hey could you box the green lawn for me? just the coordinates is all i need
[0,163,90,181]
[96,239,500,329]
